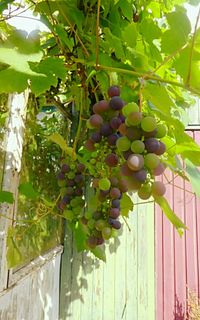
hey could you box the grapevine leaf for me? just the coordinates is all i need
[74,221,87,252]
[18,183,39,200]
[0,190,14,204]
[48,133,74,156]
[7,230,22,268]
[140,18,162,43]
[154,196,187,235]
[122,22,137,48]
[185,159,200,197]
[91,247,106,262]
[120,193,134,217]
[118,0,133,21]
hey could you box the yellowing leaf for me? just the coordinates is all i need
[48,133,74,156]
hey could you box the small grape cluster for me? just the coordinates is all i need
[57,157,86,220]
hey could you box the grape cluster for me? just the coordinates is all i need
[57,157,86,220]
[118,101,167,200]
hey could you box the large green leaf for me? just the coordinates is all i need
[18,183,39,200]
[91,247,106,262]
[120,193,134,217]
[48,133,74,156]
[122,23,137,48]
[0,190,14,204]
[73,221,87,252]
[154,196,187,236]
[185,159,200,197]
[140,19,162,43]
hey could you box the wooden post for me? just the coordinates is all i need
[0,91,29,291]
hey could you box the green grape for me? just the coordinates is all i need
[127,112,142,126]
[70,163,76,170]
[60,187,67,197]
[70,198,79,207]
[95,219,106,231]
[72,206,82,215]
[156,124,168,138]
[122,102,139,117]
[144,153,160,169]
[90,158,96,164]
[141,116,157,132]
[68,172,75,179]
[116,136,131,152]
[111,229,118,238]
[138,183,152,200]
[85,210,93,219]
[131,140,145,154]
[99,178,111,191]
[87,219,96,229]
[58,180,67,187]
[63,209,74,220]
[102,226,112,240]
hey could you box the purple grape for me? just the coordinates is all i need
[110,117,122,130]
[66,179,75,187]
[110,187,121,199]
[118,114,125,123]
[75,188,83,196]
[62,195,71,204]
[105,153,118,167]
[144,138,160,153]
[110,176,119,187]
[57,172,65,180]
[61,164,70,173]
[123,149,132,160]
[109,96,124,110]
[120,163,134,176]
[89,114,103,128]
[57,200,66,211]
[142,128,157,138]
[100,123,113,136]
[66,187,74,196]
[153,163,166,176]
[107,133,119,146]
[85,139,95,151]
[108,86,120,97]
[132,169,147,183]
[108,218,121,229]
[77,163,85,173]
[155,141,166,155]
[96,237,105,245]
[111,199,120,208]
[118,179,128,192]
[74,174,84,184]
[87,236,97,248]
[93,211,102,220]
[93,100,109,114]
[91,131,102,143]
[110,208,120,219]
[126,127,142,140]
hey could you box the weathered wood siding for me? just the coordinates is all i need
[155,131,200,320]
[0,246,63,320]
[60,198,155,320]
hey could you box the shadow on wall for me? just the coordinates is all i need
[174,294,185,320]
[59,223,121,320]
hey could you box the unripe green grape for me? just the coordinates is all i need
[141,116,157,132]
[95,219,107,231]
[58,180,67,187]
[111,229,118,238]
[116,136,131,152]
[60,187,67,197]
[102,226,112,240]
[156,124,168,138]
[63,209,74,220]
[85,210,93,219]
[144,153,160,169]
[127,112,142,126]
[99,178,111,191]
[122,102,139,117]
[87,219,96,229]
[131,140,145,154]
[138,183,152,200]
[68,172,75,179]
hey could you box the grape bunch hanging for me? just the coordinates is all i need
[57,86,168,252]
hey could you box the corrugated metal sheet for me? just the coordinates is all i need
[60,197,155,320]
[155,131,200,320]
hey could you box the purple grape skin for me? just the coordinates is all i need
[62,195,71,204]
[77,163,85,173]
[93,211,102,220]
[100,123,113,136]
[155,141,166,155]
[91,131,102,143]
[107,133,119,146]
[66,187,74,196]
[105,153,118,167]
[57,200,67,211]
[61,164,70,173]
[109,96,124,111]
[110,176,119,187]
[109,208,120,219]
[100,189,110,197]
[118,114,125,123]
[110,187,121,199]
[66,179,75,187]
[126,127,142,140]
[108,218,121,229]
[74,174,84,184]
[153,162,166,176]
[57,172,65,180]
[110,117,122,130]
[132,169,147,183]
[142,128,157,138]
[87,236,97,248]
[75,188,83,196]
[123,149,132,160]
[108,86,120,97]
[96,237,105,245]
[144,138,160,153]
[111,199,120,208]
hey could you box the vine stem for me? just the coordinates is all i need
[122,216,131,232]
[186,7,200,86]
[72,89,84,157]
[95,0,101,67]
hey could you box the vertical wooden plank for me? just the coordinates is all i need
[0,92,29,291]
[91,256,103,320]
[162,170,175,320]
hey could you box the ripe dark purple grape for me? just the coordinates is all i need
[153,163,166,176]
[118,179,128,192]
[105,153,118,167]
[123,149,132,160]
[108,218,121,229]
[110,208,120,219]
[120,163,134,176]
[152,181,166,196]
[155,141,166,155]
[57,172,65,180]
[74,174,84,184]
[109,96,124,110]
[110,176,119,187]
[126,127,142,140]
[118,123,127,135]
[108,86,120,97]
[57,200,67,211]
[107,133,119,146]
[100,123,113,136]
[89,114,103,128]
[61,164,70,173]
[62,195,71,204]
[75,188,83,196]
[66,179,75,187]
[132,169,147,183]
[96,237,104,245]
[66,186,74,196]
[91,131,102,143]
[111,199,120,208]
[93,100,109,114]
[127,154,144,171]
[110,187,121,199]
[110,117,122,130]
[142,128,157,138]
[144,138,160,153]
